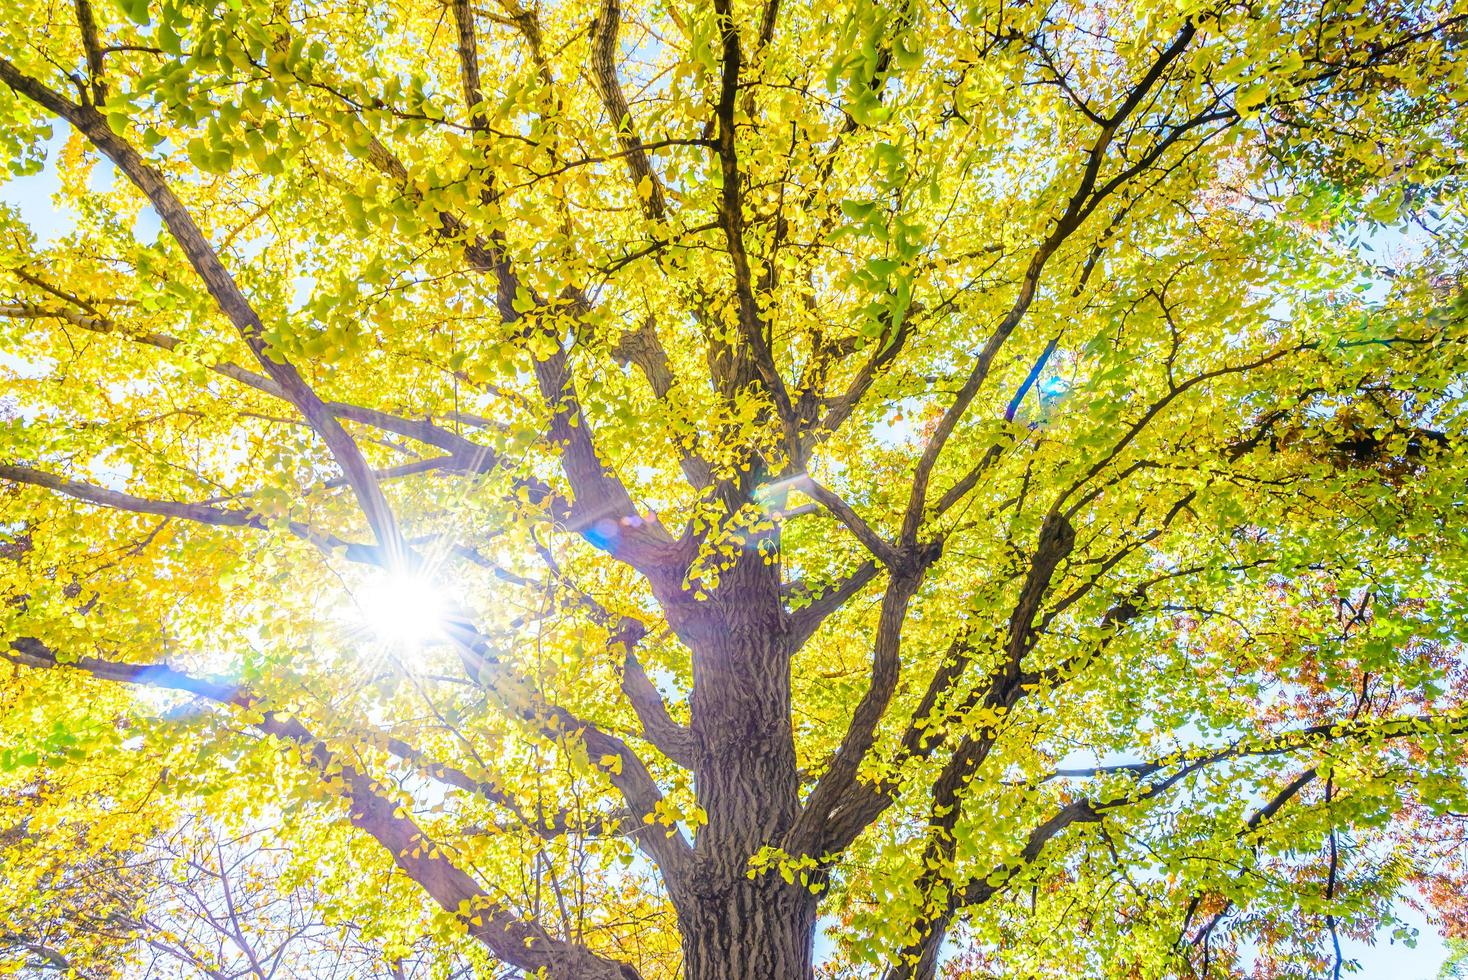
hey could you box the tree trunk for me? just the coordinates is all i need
[678,550,816,980]
[681,874,819,980]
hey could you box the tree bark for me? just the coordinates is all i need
[680,874,819,980]
[677,552,818,980]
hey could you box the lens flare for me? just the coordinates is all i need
[352,571,450,651]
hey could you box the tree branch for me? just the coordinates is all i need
[885,708,1468,980]
[0,301,500,466]
[0,463,380,564]
[0,58,404,559]
[710,0,799,452]
[2,638,641,980]
[784,560,881,650]
[899,23,1200,545]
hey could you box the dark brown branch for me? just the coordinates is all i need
[786,569,924,855]
[804,313,914,454]
[615,623,697,768]
[405,9,679,576]
[795,477,904,568]
[785,560,881,650]
[899,23,1200,545]
[612,317,713,487]
[710,0,799,451]
[1179,767,1317,960]
[73,0,108,104]
[588,0,669,221]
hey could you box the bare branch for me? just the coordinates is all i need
[794,477,903,568]
[615,622,697,768]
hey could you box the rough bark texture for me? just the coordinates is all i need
[680,873,819,980]
[679,555,817,980]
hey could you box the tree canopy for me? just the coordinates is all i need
[1,0,1467,976]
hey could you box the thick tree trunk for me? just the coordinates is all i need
[680,874,819,980]
[677,549,816,980]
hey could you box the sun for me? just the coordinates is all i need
[349,570,452,652]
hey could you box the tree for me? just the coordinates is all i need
[0,0,1466,975]
[1443,940,1468,980]
[2,811,456,978]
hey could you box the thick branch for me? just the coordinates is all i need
[796,477,904,568]
[588,0,669,221]
[710,0,799,450]
[786,570,923,855]
[785,560,881,650]
[611,619,696,767]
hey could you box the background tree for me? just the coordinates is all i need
[1,0,1466,977]
[1,810,455,979]
[1443,940,1468,980]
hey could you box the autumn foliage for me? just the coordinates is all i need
[1,0,1467,977]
